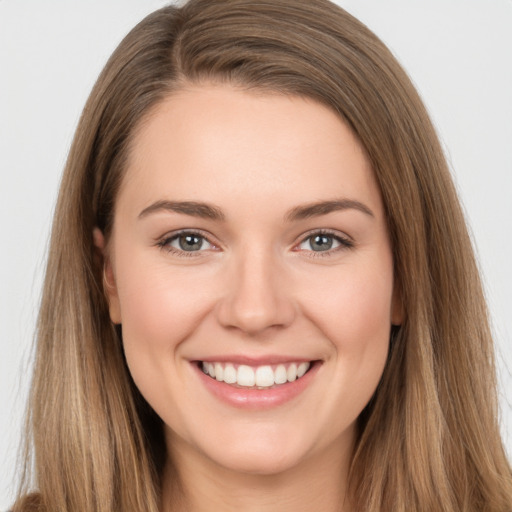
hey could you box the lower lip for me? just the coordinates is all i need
[193,362,321,410]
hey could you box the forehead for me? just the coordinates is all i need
[119,84,382,220]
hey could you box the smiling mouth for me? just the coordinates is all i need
[199,361,313,389]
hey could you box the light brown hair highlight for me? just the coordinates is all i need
[14,1,512,511]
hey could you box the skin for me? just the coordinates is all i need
[95,84,402,512]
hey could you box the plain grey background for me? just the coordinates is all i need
[1,1,511,508]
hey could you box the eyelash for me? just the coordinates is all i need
[296,229,354,258]
[155,229,354,258]
[156,229,216,257]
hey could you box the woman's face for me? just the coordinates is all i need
[100,85,401,477]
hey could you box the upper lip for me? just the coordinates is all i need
[193,355,317,366]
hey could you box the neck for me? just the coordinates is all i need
[161,435,353,512]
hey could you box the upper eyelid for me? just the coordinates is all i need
[296,228,353,245]
[293,230,355,257]
[158,228,216,243]
[156,229,220,254]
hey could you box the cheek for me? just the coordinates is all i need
[114,256,220,417]
[303,261,394,345]
[308,263,394,421]
[298,255,394,409]
[114,252,216,358]
[343,272,393,343]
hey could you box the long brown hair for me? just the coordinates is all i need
[14,1,512,511]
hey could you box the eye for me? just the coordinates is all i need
[297,231,353,253]
[157,231,215,254]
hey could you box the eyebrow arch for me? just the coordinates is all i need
[138,200,225,221]
[284,199,374,222]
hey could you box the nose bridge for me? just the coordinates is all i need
[216,243,295,334]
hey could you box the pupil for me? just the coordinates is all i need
[311,235,332,251]
[179,235,202,251]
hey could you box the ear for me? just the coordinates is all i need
[390,278,404,326]
[93,227,122,324]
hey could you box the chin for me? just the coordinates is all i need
[197,430,312,477]
[211,449,302,477]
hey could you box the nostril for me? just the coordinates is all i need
[215,289,296,335]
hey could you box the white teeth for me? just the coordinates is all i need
[200,361,311,388]
[214,363,224,381]
[274,364,288,385]
[255,365,274,387]
[237,365,255,386]
[223,364,237,384]
[287,363,297,382]
[297,362,309,378]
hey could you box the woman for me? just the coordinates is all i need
[12,0,512,511]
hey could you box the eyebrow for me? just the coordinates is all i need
[138,200,226,221]
[284,199,374,222]
[138,198,374,222]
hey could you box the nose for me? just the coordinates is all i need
[215,249,296,336]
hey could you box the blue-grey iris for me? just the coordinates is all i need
[179,234,203,251]
[310,234,333,251]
